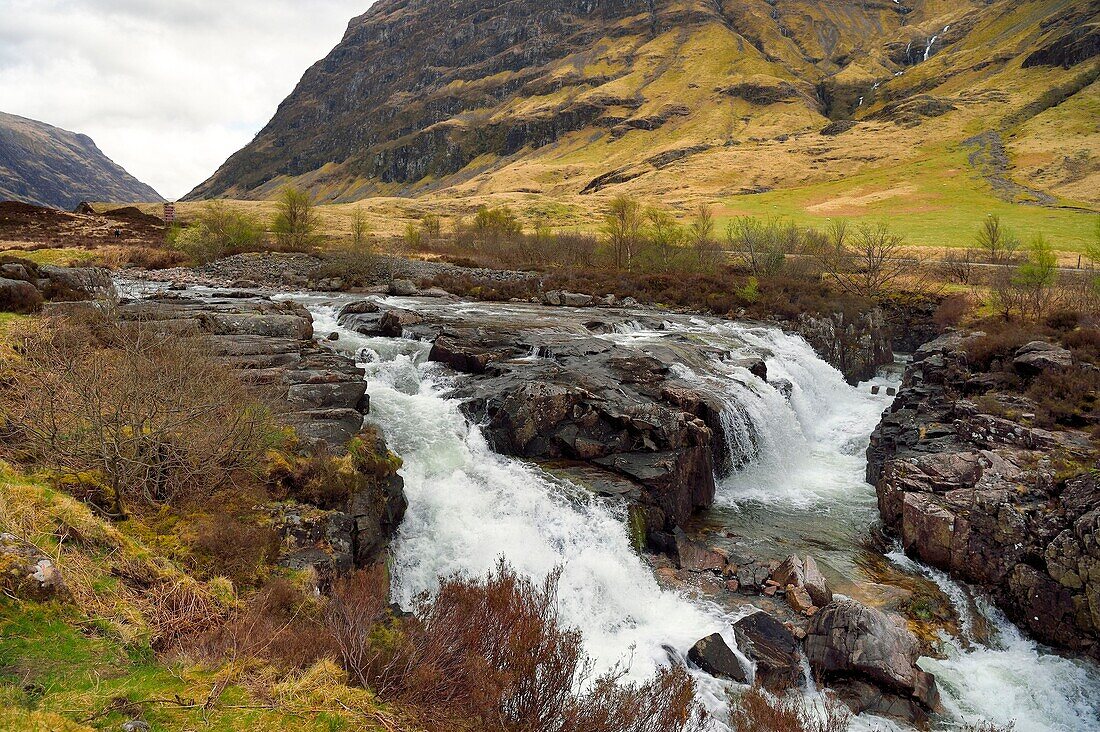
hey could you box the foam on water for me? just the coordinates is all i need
[304,301,738,719]
[295,295,1100,731]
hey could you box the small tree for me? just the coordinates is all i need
[602,195,643,269]
[272,185,320,251]
[814,221,910,299]
[420,213,442,240]
[167,200,265,263]
[351,206,372,251]
[690,203,721,272]
[975,214,1019,264]
[639,207,685,272]
[1013,235,1058,317]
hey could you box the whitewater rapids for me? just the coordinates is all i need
[293,295,1100,732]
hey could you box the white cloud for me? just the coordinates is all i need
[0,0,374,199]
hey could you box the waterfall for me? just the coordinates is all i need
[924,25,949,62]
[285,293,1100,732]
[888,551,1100,730]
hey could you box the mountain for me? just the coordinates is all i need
[0,111,163,210]
[187,0,1099,209]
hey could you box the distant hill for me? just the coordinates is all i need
[0,111,163,210]
[186,0,1099,210]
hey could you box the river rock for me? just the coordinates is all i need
[1013,340,1073,375]
[672,529,726,573]
[732,611,801,691]
[0,533,68,601]
[687,633,749,683]
[803,555,833,607]
[37,264,118,302]
[805,599,939,722]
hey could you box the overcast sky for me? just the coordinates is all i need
[0,0,374,200]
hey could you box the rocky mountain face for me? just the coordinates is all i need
[868,332,1100,660]
[0,111,162,210]
[187,0,1099,205]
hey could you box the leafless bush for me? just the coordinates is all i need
[0,311,281,516]
[731,686,851,732]
[941,248,979,285]
[330,559,706,732]
[188,577,334,667]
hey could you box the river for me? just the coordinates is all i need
[280,292,1100,731]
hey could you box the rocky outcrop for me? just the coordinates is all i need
[868,332,1100,659]
[338,302,785,547]
[0,532,68,601]
[793,309,892,384]
[0,257,117,313]
[805,599,940,722]
[108,292,406,575]
[733,611,802,691]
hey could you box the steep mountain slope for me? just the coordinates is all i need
[0,111,163,210]
[187,0,1099,209]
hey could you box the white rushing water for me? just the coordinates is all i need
[291,295,1100,731]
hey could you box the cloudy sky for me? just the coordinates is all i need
[0,0,375,199]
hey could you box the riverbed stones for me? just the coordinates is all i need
[805,599,939,721]
[687,633,749,683]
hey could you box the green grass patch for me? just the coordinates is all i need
[0,601,377,731]
[719,144,1099,252]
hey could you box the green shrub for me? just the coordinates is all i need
[168,201,265,263]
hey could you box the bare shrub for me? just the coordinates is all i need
[941,248,979,285]
[330,559,706,732]
[812,221,913,299]
[933,293,972,329]
[189,577,334,668]
[0,312,281,516]
[730,686,851,732]
[727,217,796,277]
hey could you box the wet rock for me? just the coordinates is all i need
[733,611,801,691]
[803,555,833,607]
[732,357,768,381]
[794,310,892,385]
[672,529,726,573]
[868,330,1100,658]
[771,555,804,587]
[1013,341,1073,375]
[0,533,68,601]
[786,586,815,615]
[338,299,380,317]
[687,633,749,683]
[805,599,939,723]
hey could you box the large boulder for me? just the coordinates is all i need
[805,599,939,722]
[0,276,43,313]
[38,265,118,302]
[0,533,68,601]
[733,612,801,691]
[687,633,749,683]
[1013,340,1073,375]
